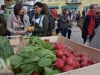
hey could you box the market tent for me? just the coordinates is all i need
[61,6,78,9]
[7,4,15,9]
[48,6,59,9]
[85,6,90,9]
[28,6,34,9]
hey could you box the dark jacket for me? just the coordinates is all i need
[0,14,8,36]
[29,10,35,24]
[32,14,48,37]
[60,14,69,29]
[46,15,55,36]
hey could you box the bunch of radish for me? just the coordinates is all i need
[53,43,96,72]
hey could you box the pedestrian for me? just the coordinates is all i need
[82,9,85,18]
[56,14,61,35]
[82,4,97,43]
[89,11,100,49]
[0,14,7,36]
[52,9,57,21]
[68,10,72,18]
[7,3,28,36]
[76,12,81,23]
[43,3,55,36]
[23,7,30,26]
[1,5,11,21]
[60,9,69,37]
[30,2,48,36]
[29,9,35,24]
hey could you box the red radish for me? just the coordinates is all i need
[61,56,67,61]
[65,58,74,66]
[32,72,40,75]
[81,56,88,62]
[64,50,70,57]
[81,61,88,67]
[62,65,74,72]
[79,53,87,57]
[56,50,64,58]
[44,39,50,42]
[68,55,75,60]
[88,58,94,64]
[70,50,77,54]
[73,52,80,57]
[55,43,66,50]
[76,57,81,62]
[75,61,80,68]
[55,58,64,69]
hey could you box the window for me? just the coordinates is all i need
[48,0,52,2]
[71,0,78,3]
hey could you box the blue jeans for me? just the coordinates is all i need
[61,28,68,37]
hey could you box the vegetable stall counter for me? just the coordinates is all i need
[11,35,100,75]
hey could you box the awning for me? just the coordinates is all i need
[7,6,13,9]
[28,6,34,9]
[85,6,90,9]
[48,6,59,9]
[61,6,78,9]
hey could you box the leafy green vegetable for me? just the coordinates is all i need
[10,55,24,67]
[38,57,52,67]
[10,36,59,75]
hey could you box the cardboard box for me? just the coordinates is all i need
[18,34,100,75]
[0,69,14,75]
[9,36,23,54]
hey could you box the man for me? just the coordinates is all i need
[1,5,11,22]
[82,9,85,18]
[82,4,97,43]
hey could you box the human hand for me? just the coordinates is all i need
[87,35,90,39]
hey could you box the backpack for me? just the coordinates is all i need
[77,17,85,31]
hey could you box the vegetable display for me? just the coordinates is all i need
[10,37,61,75]
[9,37,96,75]
[0,36,14,69]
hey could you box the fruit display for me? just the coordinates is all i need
[9,37,96,75]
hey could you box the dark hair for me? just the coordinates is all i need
[43,3,49,16]
[34,2,45,14]
[62,9,67,15]
[90,4,95,10]
[1,5,7,10]
[14,3,23,16]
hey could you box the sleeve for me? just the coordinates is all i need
[34,15,48,33]
[6,15,17,34]
[83,15,91,35]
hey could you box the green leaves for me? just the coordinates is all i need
[38,57,52,67]
[10,36,59,75]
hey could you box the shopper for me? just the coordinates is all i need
[7,3,28,36]
[31,2,48,36]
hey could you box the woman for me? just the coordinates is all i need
[7,3,28,36]
[60,9,69,37]
[43,3,55,36]
[31,2,48,36]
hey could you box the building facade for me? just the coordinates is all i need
[36,0,100,14]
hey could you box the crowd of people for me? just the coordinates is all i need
[0,2,100,49]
